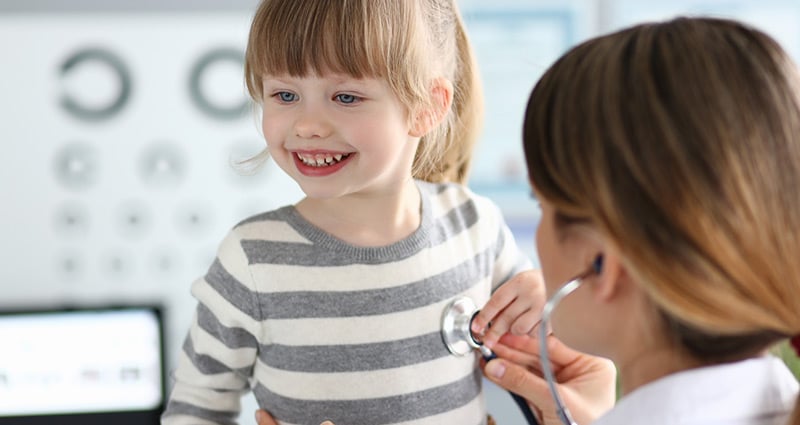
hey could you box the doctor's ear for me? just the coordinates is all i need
[591,252,628,302]
[410,78,453,137]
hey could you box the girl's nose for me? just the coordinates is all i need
[294,105,332,139]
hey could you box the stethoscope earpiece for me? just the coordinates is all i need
[592,254,604,275]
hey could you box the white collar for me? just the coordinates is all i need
[593,356,798,425]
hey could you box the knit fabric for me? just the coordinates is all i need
[162,181,532,425]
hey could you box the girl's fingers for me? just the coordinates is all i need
[481,299,533,349]
[510,308,542,336]
[471,286,517,336]
[472,270,547,348]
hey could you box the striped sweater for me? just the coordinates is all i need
[162,181,532,425]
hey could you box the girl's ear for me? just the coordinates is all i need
[410,78,454,137]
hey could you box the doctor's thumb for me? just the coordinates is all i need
[484,359,507,380]
[254,409,279,425]
[484,359,553,409]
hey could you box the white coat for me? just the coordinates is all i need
[594,356,798,425]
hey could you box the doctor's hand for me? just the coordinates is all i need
[482,333,616,425]
[254,410,278,425]
[254,410,334,425]
[471,269,546,350]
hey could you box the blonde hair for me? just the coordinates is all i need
[243,0,483,184]
[524,17,800,422]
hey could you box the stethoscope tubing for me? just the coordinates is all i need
[482,328,540,425]
[538,279,583,425]
[511,392,543,425]
[478,346,541,425]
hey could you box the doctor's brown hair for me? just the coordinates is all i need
[244,0,483,184]
[524,17,800,423]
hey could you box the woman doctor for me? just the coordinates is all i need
[257,16,800,425]
[474,15,800,425]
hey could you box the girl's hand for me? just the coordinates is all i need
[471,269,546,350]
[254,410,335,425]
[482,333,616,425]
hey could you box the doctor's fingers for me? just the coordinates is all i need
[490,357,613,425]
[497,334,616,406]
[483,358,560,424]
[486,336,616,425]
[255,409,278,425]
[489,334,545,375]
[494,333,600,380]
[504,333,593,371]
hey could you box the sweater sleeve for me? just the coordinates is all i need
[489,204,533,292]
[162,229,262,425]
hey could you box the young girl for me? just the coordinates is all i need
[475,16,800,425]
[161,1,536,424]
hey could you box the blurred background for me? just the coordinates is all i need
[1,0,799,423]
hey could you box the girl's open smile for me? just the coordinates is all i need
[293,150,355,176]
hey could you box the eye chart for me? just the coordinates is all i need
[0,11,306,400]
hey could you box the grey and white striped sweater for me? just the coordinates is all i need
[162,181,532,425]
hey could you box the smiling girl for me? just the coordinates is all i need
[160,1,537,424]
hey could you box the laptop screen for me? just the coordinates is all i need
[0,305,165,424]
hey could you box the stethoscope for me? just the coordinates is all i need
[441,256,602,425]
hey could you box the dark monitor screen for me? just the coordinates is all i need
[0,305,165,424]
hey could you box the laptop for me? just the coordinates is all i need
[0,305,165,424]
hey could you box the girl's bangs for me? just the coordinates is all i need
[247,0,389,80]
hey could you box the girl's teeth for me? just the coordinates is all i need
[298,153,349,167]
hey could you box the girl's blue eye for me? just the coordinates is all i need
[336,93,358,104]
[277,92,297,102]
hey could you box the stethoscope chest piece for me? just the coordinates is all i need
[441,296,542,425]
[441,296,481,356]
